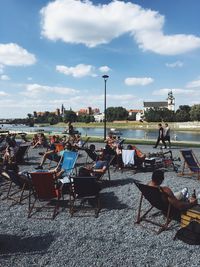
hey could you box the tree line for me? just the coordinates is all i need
[8,104,200,126]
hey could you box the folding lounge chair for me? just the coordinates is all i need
[15,143,31,164]
[69,176,101,218]
[85,148,98,164]
[133,180,179,234]
[94,155,115,181]
[179,149,200,179]
[58,151,79,184]
[28,172,61,219]
[2,170,32,205]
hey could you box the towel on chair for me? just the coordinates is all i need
[122,150,135,166]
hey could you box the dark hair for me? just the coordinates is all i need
[127,144,133,150]
[158,123,162,127]
[89,144,96,151]
[151,169,164,185]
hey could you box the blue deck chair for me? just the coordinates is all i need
[179,149,200,179]
[58,151,78,184]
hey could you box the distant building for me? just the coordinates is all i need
[94,113,104,122]
[143,91,175,112]
[128,109,144,121]
[76,107,100,116]
[55,108,60,116]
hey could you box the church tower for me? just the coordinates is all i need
[167,90,175,111]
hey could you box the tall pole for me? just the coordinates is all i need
[102,75,109,141]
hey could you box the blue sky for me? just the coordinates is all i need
[0,0,200,118]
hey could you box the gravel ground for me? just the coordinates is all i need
[0,144,200,267]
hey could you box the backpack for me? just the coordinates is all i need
[174,221,200,245]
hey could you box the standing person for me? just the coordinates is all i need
[68,122,74,135]
[164,123,171,148]
[153,123,167,149]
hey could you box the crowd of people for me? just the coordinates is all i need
[0,122,199,224]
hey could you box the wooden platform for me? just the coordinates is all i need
[181,205,200,227]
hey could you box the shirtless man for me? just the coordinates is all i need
[148,169,197,210]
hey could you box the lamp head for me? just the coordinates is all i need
[102,75,109,80]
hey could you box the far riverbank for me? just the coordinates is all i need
[47,121,200,132]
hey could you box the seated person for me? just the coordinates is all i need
[32,133,47,148]
[105,134,114,147]
[32,134,39,146]
[85,144,99,162]
[148,170,197,214]
[73,134,83,149]
[79,153,108,179]
[103,143,116,162]
[116,144,123,170]
[132,145,146,168]
[35,142,72,170]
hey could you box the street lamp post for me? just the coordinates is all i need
[102,75,109,141]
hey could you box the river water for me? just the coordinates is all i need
[1,124,200,142]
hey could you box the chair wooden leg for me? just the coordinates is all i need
[95,196,100,218]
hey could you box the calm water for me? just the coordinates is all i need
[1,124,200,142]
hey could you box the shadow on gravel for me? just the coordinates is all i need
[0,233,54,257]
[100,192,128,210]
[103,178,134,188]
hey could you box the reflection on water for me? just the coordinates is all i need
[1,124,200,142]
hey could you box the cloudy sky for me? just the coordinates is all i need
[0,0,200,118]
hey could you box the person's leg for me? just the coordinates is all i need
[154,137,160,148]
[38,151,54,167]
[174,188,188,201]
[161,138,167,148]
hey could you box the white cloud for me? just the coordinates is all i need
[99,66,111,73]
[125,77,154,86]
[21,83,79,98]
[165,61,183,68]
[0,64,4,74]
[0,91,9,96]
[40,0,200,55]
[56,64,96,78]
[0,43,36,66]
[153,88,195,96]
[0,75,10,81]
[186,79,200,88]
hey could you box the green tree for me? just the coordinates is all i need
[63,110,77,123]
[106,107,128,122]
[145,108,175,122]
[190,104,200,121]
[175,105,191,122]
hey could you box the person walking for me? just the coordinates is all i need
[164,123,171,148]
[153,123,167,148]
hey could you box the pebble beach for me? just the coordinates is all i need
[0,144,200,267]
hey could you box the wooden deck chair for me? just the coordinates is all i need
[28,172,61,219]
[1,170,32,205]
[93,155,115,181]
[57,151,78,184]
[15,143,31,164]
[179,149,200,179]
[85,148,98,164]
[133,180,179,234]
[69,176,101,218]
